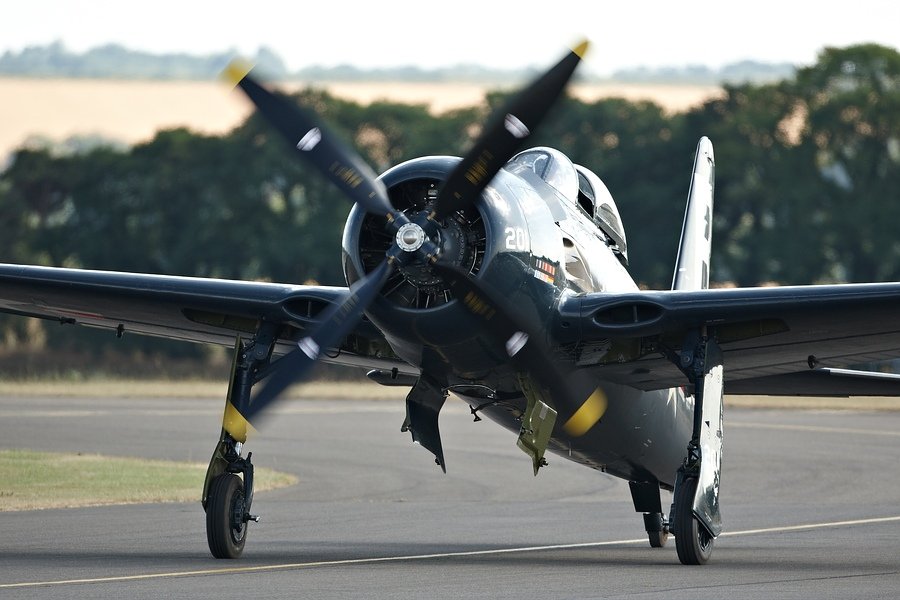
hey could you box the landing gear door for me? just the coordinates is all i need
[693,363,724,537]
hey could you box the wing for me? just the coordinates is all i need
[0,263,411,373]
[557,283,900,396]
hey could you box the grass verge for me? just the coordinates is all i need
[0,449,297,512]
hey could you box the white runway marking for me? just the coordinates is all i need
[721,515,900,537]
[3,515,899,590]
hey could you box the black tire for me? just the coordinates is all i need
[674,477,713,565]
[206,473,247,559]
[643,512,668,548]
[648,529,669,548]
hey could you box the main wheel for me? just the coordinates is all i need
[206,473,247,559]
[674,476,713,565]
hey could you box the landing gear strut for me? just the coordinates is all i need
[669,330,724,565]
[203,326,278,559]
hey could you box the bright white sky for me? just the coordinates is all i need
[1,0,898,75]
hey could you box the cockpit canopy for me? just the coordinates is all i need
[507,147,628,264]
[574,164,628,263]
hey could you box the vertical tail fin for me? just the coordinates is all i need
[672,137,715,291]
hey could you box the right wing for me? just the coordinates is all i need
[557,282,900,396]
[0,263,412,373]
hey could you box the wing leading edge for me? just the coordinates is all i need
[0,263,410,373]
[557,283,900,396]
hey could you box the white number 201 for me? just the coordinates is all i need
[504,227,528,251]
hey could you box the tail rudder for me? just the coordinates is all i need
[672,137,715,291]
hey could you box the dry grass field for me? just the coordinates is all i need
[0,78,722,160]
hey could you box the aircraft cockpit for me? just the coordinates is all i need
[574,164,628,265]
[507,147,628,266]
[507,147,580,203]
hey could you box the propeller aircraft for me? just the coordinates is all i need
[2,41,900,565]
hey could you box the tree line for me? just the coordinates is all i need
[0,44,898,372]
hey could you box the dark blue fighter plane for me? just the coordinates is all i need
[2,41,900,565]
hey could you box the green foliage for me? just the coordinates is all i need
[1,44,899,366]
[685,44,900,285]
[791,44,900,282]
[684,81,819,284]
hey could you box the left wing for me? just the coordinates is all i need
[0,264,410,373]
[557,283,900,395]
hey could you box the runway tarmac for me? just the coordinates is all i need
[1,392,899,599]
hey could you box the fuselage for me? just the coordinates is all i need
[341,150,693,487]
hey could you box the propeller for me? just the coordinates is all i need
[222,61,395,219]
[238,259,395,429]
[221,41,604,439]
[431,40,588,221]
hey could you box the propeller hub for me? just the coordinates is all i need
[395,223,426,253]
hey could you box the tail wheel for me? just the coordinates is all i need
[648,529,669,548]
[206,473,247,559]
[643,511,669,548]
[674,476,713,565]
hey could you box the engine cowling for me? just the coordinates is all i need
[342,155,562,375]
[346,157,486,309]
[342,157,487,357]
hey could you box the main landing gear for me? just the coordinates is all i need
[203,326,278,559]
[668,330,725,565]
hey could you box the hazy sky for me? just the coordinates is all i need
[2,0,898,75]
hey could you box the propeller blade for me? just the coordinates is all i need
[431,262,605,436]
[224,260,394,438]
[223,61,395,218]
[432,40,588,221]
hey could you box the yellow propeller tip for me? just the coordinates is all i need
[562,387,607,437]
[572,39,590,59]
[221,59,254,87]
